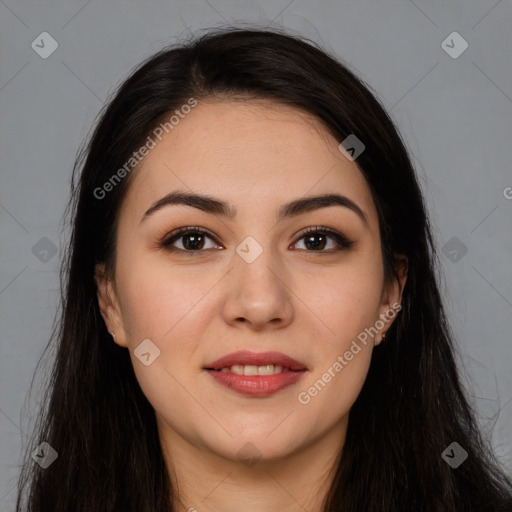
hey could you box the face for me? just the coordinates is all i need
[95,99,406,466]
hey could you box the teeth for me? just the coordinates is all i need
[244,365,259,376]
[219,364,285,375]
[231,364,245,375]
[256,365,276,376]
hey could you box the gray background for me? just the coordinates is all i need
[1,0,511,508]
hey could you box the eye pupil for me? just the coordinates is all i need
[183,233,205,250]
[304,234,326,250]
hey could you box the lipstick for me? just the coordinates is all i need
[203,350,308,397]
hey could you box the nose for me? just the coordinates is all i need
[221,244,294,332]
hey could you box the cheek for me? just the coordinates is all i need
[296,323,374,430]
[117,257,212,342]
[293,260,382,420]
[117,263,211,427]
[116,260,216,394]
[297,349,372,436]
[296,257,384,344]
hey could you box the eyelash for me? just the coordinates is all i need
[160,225,354,255]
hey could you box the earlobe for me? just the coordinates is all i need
[94,263,127,347]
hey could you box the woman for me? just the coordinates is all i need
[16,27,512,511]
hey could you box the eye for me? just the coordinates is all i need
[291,226,354,252]
[160,225,354,255]
[160,227,221,254]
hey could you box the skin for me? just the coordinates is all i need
[95,99,407,512]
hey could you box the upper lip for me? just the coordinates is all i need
[204,350,308,371]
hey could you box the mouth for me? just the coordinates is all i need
[204,350,308,372]
[203,350,308,397]
[206,364,300,376]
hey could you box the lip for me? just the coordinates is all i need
[203,350,308,398]
[204,350,307,371]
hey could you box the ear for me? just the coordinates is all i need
[94,263,128,347]
[375,254,408,346]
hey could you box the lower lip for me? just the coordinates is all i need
[204,369,306,397]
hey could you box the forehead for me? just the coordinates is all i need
[120,100,378,227]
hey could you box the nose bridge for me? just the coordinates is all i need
[233,233,284,296]
[221,233,294,328]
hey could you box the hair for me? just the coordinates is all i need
[16,26,512,512]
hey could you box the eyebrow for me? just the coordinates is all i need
[140,190,368,226]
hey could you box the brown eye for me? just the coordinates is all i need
[160,225,353,255]
[292,227,354,252]
[161,227,221,253]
